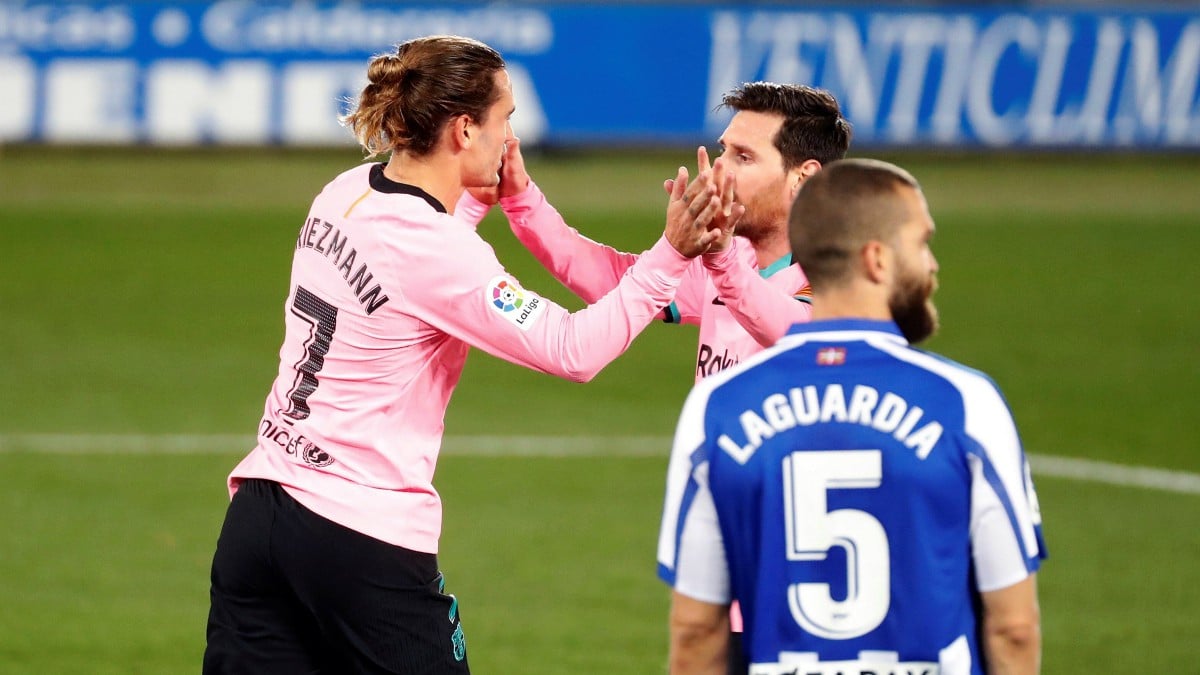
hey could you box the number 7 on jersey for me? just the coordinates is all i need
[281,286,338,422]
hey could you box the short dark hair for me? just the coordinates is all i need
[722,82,852,169]
[342,35,506,157]
[789,158,920,289]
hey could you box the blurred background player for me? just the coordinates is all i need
[462,81,851,669]
[203,35,731,674]
[657,158,1046,675]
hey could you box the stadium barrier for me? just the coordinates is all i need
[1,1,1197,148]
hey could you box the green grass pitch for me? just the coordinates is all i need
[0,146,1198,673]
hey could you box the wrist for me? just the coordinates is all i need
[499,176,531,200]
[702,242,738,269]
[499,179,540,212]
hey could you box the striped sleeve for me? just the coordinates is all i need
[965,390,1046,591]
[657,380,730,604]
[871,341,1046,592]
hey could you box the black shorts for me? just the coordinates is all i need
[204,479,469,675]
[728,630,746,675]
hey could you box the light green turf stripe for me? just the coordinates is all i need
[1,433,1197,495]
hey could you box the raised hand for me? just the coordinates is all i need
[663,147,743,254]
[468,136,532,205]
[664,165,723,258]
[700,147,742,253]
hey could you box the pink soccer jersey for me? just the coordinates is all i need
[470,183,813,384]
[462,183,810,635]
[229,163,692,553]
[700,243,813,354]
[671,243,811,381]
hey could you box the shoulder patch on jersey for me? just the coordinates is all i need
[486,275,546,331]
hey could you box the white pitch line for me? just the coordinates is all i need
[0,433,670,457]
[0,433,253,455]
[1,433,1198,495]
[1027,454,1200,495]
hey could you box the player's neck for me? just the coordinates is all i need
[809,284,892,323]
[751,231,791,270]
[383,154,463,215]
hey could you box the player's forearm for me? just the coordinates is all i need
[982,616,1041,675]
[704,245,810,347]
[667,591,730,675]
[668,625,728,675]
[978,574,1041,675]
[500,181,638,304]
[513,235,689,382]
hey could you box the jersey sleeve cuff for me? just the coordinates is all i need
[498,180,544,214]
[701,244,738,271]
[642,235,695,280]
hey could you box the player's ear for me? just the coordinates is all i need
[861,239,890,285]
[790,160,822,198]
[451,114,473,150]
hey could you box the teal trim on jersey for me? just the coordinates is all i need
[663,301,682,324]
[758,254,812,304]
[758,254,793,279]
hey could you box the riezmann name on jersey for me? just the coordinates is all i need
[716,383,944,464]
[296,216,390,315]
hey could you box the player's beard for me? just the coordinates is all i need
[733,176,789,245]
[890,266,939,344]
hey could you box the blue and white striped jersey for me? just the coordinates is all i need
[657,319,1046,675]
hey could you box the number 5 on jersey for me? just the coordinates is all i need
[783,450,889,640]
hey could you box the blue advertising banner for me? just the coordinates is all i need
[1,1,1198,148]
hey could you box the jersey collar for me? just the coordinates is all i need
[369,163,447,213]
[758,253,793,279]
[785,318,907,342]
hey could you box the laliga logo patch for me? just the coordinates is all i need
[492,279,524,312]
[486,276,546,330]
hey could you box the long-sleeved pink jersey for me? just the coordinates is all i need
[229,163,692,553]
[460,183,812,383]
[458,182,811,635]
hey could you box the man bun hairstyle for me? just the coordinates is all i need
[722,82,852,169]
[342,35,506,158]
[789,158,920,289]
